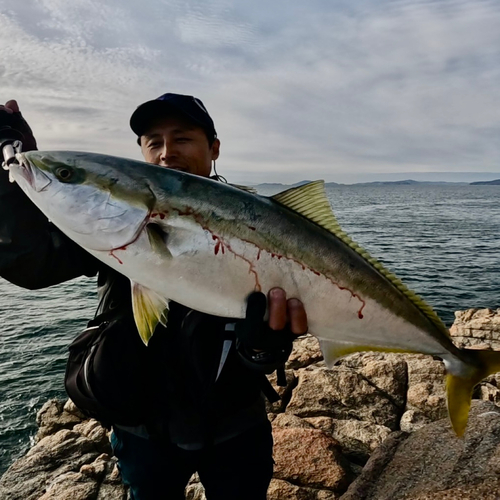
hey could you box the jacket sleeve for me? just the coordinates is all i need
[0,170,99,289]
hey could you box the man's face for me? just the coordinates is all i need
[140,115,220,177]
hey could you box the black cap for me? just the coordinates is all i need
[130,93,217,141]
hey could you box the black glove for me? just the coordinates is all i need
[235,291,296,374]
[0,103,38,152]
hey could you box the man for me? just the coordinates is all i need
[0,94,308,499]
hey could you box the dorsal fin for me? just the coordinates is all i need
[271,180,341,233]
[271,181,449,336]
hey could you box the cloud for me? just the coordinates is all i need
[0,0,499,182]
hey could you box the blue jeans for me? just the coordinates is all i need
[111,421,274,500]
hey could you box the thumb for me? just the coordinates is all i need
[5,100,20,113]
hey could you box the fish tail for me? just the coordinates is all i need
[447,349,500,437]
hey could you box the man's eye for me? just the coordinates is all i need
[176,137,190,143]
[149,142,161,148]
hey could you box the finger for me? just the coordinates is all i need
[5,100,19,113]
[268,287,287,331]
[288,298,308,335]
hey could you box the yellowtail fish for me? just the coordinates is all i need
[9,150,500,436]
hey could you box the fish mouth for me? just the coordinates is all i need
[12,154,52,192]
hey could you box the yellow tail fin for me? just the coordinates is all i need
[447,349,500,437]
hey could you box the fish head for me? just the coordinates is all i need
[10,151,154,252]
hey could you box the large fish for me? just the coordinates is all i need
[8,150,500,436]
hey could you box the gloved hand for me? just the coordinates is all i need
[0,100,38,152]
[235,291,302,374]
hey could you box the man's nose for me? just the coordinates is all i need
[159,142,178,161]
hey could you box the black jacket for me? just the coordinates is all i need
[0,170,271,445]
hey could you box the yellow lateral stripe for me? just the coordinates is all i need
[271,181,449,336]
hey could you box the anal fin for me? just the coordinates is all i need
[319,339,364,367]
[319,338,413,368]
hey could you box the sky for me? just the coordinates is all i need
[0,0,499,184]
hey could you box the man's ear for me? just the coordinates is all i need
[211,138,220,161]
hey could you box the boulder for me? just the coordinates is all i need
[272,426,353,493]
[72,420,111,454]
[0,404,123,500]
[340,401,500,500]
[37,454,125,500]
[404,355,447,421]
[337,353,407,409]
[267,478,339,499]
[185,481,206,500]
[304,417,392,464]
[286,334,324,370]
[63,400,88,421]
[287,366,401,429]
[273,413,314,429]
[36,399,85,442]
[399,410,432,433]
[450,308,500,349]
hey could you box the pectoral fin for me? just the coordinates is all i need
[131,281,169,345]
[146,224,171,258]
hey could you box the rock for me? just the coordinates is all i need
[399,410,432,432]
[36,454,126,500]
[36,399,84,442]
[337,353,407,409]
[38,471,98,500]
[92,456,127,499]
[273,413,314,429]
[450,308,500,349]
[6,308,500,500]
[305,417,392,464]
[286,334,324,370]
[287,366,400,429]
[474,382,500,405]
[185,482,206,500]
[340,401,500,500]
[267,478,339,499]
[405,355,447,421]
[272,426,353,493]
[63,400,88,420]
[72,420,111,454]
[0,426,123,500]
[97,481,128,500]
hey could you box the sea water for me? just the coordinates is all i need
[0,184,498,474]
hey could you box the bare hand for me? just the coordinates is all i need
[267,287,308,336]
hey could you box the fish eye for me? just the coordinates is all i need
[56,167,74,182]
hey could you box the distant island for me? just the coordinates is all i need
[255,179,471,189]
[470,179,500,185]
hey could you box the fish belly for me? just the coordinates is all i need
[92,224,447,359]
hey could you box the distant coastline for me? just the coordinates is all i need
[255,179,500,189]
[470,179,500,185]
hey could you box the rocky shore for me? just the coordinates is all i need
[1,308,499,500]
